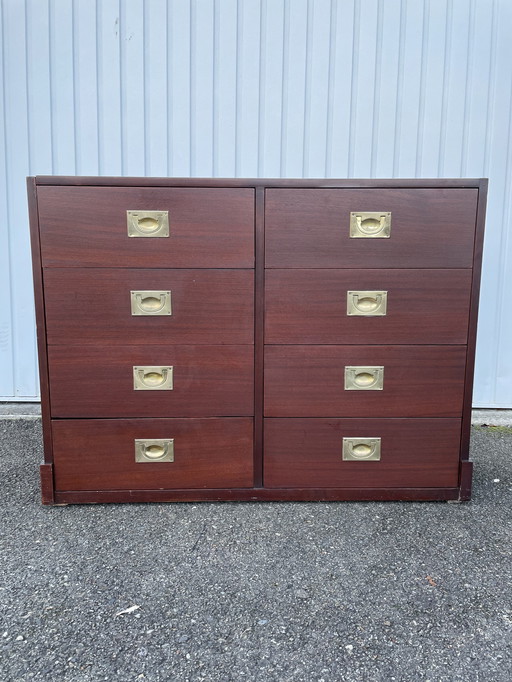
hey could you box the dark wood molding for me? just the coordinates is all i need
[459,460,474,501]
[52,486,461,505]
[459,179,488,481]
[34,176,484,189]
[27,178,56,503]
[39,463,55,505]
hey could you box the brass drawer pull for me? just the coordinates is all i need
[127,210,169,237]
[131,290,172,316]
[135,438,174,462]
[133,366,174,390]
[347,290,387,316]
[343,437,381,461]
[350,211,391,238]
[345,366,384,390]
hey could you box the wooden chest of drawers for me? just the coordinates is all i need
[28,177,487,504]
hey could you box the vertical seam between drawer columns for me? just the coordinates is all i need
[254,186,265,487]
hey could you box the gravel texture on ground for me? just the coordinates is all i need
[0,420,511,682]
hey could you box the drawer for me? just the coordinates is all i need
[265,269,472,344]
[52,418,254,490]
[265,188,477,268]
[264,418,461,488]
[48,345,254,417]
[38,186,254,268]
[44,269,254,345]
[264,345,466,417]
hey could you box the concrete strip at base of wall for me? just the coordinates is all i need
[0,403,43,419]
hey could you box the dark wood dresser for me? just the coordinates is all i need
[28,177,487,504]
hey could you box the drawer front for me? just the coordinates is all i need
[44,269,254,345]
[38,186,254,268]
[49,345,254,417]
[265,269,472,344]
[52,418,254,490]
[264,418,461,488]
[264,346,466,417]
[265,188,477,268]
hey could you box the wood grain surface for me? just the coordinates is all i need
[253,187,265,486]
[265,188,478,268]
[265,269,472,345]
[460,179,488,472]
[52,486,461,504]
[38,186,254,268]
[44,268,254,345]
[29,177,486,504]
[27,179,54,470]
[52,418,254,491]
[48,345,254,417]
[35,176,483,188]
[264,418,461,488]
[264,345,466,417]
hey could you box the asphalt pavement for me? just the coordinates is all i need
[0,418,511,682]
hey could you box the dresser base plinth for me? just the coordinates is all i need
[40,463,55,505]
[45,484,470,505]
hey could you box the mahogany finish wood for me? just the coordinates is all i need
[48,345,254,417]
[36,176,483,189]
[28,176,486,504]
[44,269,254,345]
[264,345,466,418]
[53,487,461,504]
[27,178,53,469]
[265,188,478,268]
[460,179,489,461]
[39,463,54,505]
[265,269,472,345]
[38,186,254,268]
[459,461,474,501]
[264,418,461,488]
[253,187,265,487]
[52,418,254,491]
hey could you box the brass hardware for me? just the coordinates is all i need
[347,291,387,316]
[131,290,172,316]
[345,366,384,391]
[343,437,381,461]
[133,366,174,391]
[135,438,174,463]
[350,212,391,238]
[127,210,169,237]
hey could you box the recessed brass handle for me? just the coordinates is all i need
[131,291,172,316]
[343,438,381,461]
[347,291,387,316]
[133,366,174,391]
[135,439,174,462]
[350,212,391,238]
[127,210,169,237]
[345,366,384,391]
